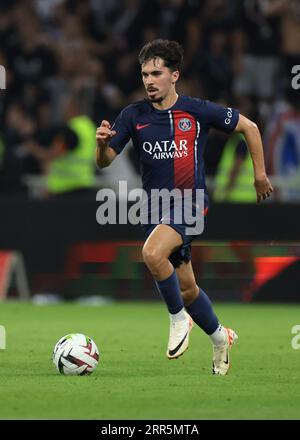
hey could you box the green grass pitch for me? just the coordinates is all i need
[0,301,299,420]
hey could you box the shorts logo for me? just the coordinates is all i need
[178,118,192,131]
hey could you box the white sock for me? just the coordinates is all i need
[209,324,227,346]
[169,308,186,323]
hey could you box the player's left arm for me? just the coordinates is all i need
[234,114,274,203]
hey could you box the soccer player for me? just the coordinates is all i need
[96,40,273,375]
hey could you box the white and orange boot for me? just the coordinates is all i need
[167,312,193,359]
[212,328,238,375]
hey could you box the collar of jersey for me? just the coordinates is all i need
[145,95,182,113]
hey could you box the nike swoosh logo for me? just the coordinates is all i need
[224,353,229,364]
[168,331,189,356]
[136,123,151,130]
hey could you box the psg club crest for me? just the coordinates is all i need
[178,118,192,131]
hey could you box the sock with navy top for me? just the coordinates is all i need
[186,288,219,335]
[155,270,184,314]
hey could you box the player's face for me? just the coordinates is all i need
[141,57,179,103]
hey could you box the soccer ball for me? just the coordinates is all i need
[52,333,99,376]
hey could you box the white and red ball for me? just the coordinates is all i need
[52,333,99,376]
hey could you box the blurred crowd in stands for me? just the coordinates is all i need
[0,0,299,202]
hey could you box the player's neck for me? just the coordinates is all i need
[152,92,179,111]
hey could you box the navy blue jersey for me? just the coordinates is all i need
[109,95,239,207]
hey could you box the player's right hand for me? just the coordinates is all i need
[96,120,116,148]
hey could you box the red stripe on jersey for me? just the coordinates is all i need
[173,110,197,190]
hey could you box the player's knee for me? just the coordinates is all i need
[142,245,164,272]
[181,285,199,305]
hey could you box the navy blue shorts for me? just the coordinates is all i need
[142,212,207,269]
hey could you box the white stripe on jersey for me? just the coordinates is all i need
[168,110,174,136]
[194,121,201,186]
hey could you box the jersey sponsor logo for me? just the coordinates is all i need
[225,107,233,125]
[136,123,151,130]
[178,118,192,131]
[143,139,188,159]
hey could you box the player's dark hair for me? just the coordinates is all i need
[138,39,184,72]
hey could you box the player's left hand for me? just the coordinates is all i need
[254,175,274,203]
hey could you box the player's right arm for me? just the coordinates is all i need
[96,120,118,168]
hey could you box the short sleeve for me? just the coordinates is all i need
[109,109,132,154]
[202,101,239,133]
